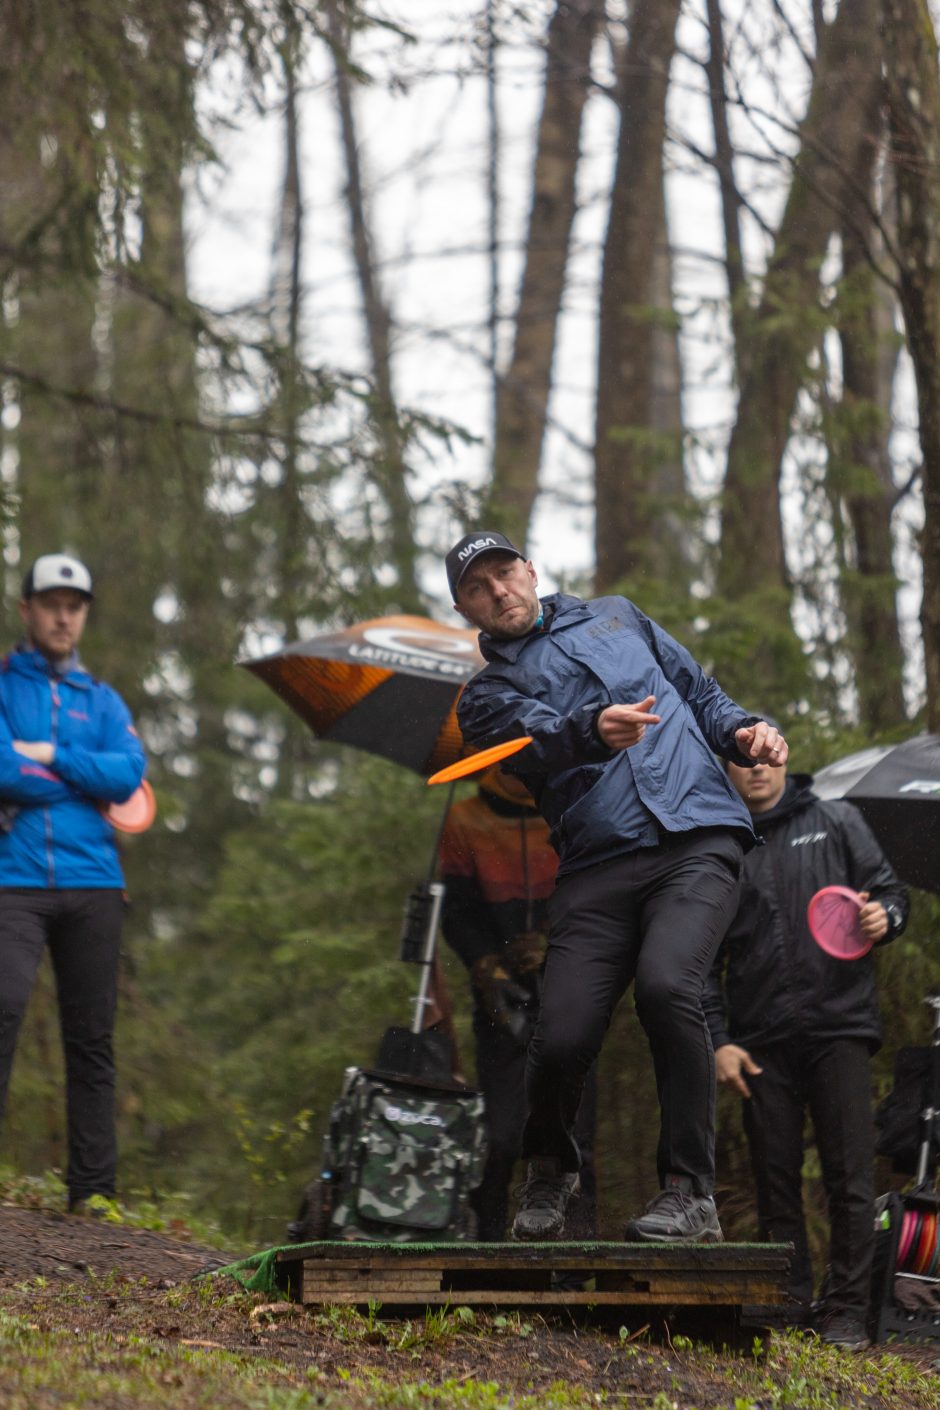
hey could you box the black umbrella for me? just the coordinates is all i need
[812,734,940,893]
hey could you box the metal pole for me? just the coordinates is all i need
[410,880,445,1034]
[914,995,940,1187]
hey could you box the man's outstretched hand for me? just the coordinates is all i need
[596,696,661,750]
[735,721,788,766]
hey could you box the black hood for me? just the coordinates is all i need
[751,773,816,836]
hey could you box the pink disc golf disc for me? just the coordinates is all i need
[806,886,870,961]
[897,1207,916,1270]
[103,780,157,835]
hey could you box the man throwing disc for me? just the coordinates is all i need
[446,530,785,1243]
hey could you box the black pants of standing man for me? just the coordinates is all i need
[524,829,744,1194]
[742,1037,876,1321]
[0,888,125,1206]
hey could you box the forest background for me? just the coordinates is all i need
[1,0,940,1258]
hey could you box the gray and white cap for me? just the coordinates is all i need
[22,554,94,600]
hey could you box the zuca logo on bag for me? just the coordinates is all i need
[384,1103,445,1128]
[458,537,498,561]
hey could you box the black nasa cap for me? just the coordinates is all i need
[445,531,525,602]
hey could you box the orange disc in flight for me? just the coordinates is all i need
[427,736,533,785]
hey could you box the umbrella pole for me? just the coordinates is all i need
[425,782,457,885]
[410,881,445,1035]
[407,784,457,1036]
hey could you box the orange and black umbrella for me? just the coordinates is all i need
[241,614,485,777]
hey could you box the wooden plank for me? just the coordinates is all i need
[293,1288,768,1307]
[308,1269,444,1292]
[274,1239,792,1311]
[277,1245,790,1273]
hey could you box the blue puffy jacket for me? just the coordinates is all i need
[457,593,759,875]
[0,647,147,888]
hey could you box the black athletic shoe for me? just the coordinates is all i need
[623,1185,723,1243]
[68,1197,109,1221]
[817,1311,871,1351]
[511,1158,579,1241]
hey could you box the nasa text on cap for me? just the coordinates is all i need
[445,531,525,601]
[22,554,94,600]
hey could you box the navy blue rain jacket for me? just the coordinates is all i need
[456,593,759,875]
[0,647,147,888]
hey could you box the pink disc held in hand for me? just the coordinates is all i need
[103,780,157,835]
[807,885,869,961]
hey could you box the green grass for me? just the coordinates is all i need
[0,1309,339,1410]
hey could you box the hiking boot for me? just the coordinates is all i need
[511,1158,579,1241]
[623,1178,723,1244]
[817,1311,870,1351]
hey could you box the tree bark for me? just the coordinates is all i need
[833,129,907,730]
[483,0,603,547]
[717,0,882,601]
[704,0,747,373]
[593,0,684,592]
[881,0,940,730]
[327,2,422,612]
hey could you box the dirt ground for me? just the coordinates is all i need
[2,1202,940,1408]
[0,1203,232,1286]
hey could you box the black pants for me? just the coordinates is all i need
[742,1038,875,1319]
[471,1006,598,1239]
[0,888,125,1203]
[524,831,743,1196]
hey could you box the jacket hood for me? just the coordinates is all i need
[751,772,816,836]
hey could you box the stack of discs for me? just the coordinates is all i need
[896,1206,940,1277]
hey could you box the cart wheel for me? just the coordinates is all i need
[286,1178,333,1243]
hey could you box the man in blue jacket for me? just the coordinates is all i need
[446,530,787,1243]
[0,553,147,1215]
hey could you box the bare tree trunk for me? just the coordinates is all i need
[594,0,683,592]
[882,0,940,729]
[484,0,602,546]
[834,134,907,730]
[717,0,882,601]
[269,45,315,793]
[271,50,305,647]
[704,0,747,372]
[485,0,500,434]
[327,3,421,612]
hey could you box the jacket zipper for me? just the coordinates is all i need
[45,679,60,886]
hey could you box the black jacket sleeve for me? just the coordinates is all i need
[831,801,910,944]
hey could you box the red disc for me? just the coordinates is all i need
[897,1207,917,1270]
[904,1210,923,1272]
[919,1212,938,1274]
[103,780,156,835]
[806,886,870,961]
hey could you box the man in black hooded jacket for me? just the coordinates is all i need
[704,755,909,1350]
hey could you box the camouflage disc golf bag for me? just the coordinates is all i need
[319,1067,487,1242]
